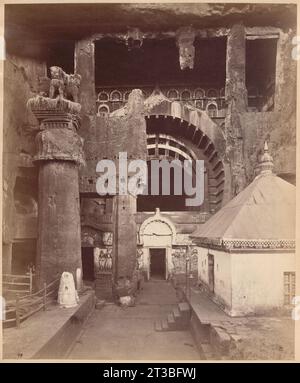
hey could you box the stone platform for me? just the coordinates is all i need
[3,290,95,360]
[181,286,294,360]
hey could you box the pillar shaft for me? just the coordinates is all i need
[74,38,96,115]
[27,94,84,288]
[226,24,247,112]
[110,90,147,283]
[225,24,247,195]
[37,161,82,285]
[114,195,137,279]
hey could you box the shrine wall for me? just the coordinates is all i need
[196,247,232,312]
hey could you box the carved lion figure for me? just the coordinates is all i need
[49,66,81,103]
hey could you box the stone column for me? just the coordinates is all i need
[114,195,137,279]
[111,90,147,282]
[225,23,247,196]
[74,38,97,189]
[27,96,84,287]
[74,38,96,115]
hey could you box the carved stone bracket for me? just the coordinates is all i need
[27,95,85,166]
[27,95,81,118]
[34,126,85,165]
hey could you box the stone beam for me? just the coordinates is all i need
[91,28,230,41]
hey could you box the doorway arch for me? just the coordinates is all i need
[138,208,176,280]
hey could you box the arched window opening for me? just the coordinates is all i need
[206,102,218,118]
[97,104,110,117]
[207,88,218,98]
[98,91,109,102]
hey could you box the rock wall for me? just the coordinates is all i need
[225,25,296,195]
[2,54,46,272]
[79,91,147,280]
[241,29,296,184]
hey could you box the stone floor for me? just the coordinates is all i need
[67,280,200,360]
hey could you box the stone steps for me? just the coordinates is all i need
[154,302,191,332]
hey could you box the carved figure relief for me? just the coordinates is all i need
[171,247,187,274]
[103,232,113,246]
[94,247,113,272]
[136,248,144,270]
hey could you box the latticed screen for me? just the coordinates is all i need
[284,272,296,305]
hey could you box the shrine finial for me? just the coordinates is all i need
[258,141,274,175]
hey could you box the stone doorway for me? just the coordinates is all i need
[150,248,166,279]
[81,247,94,282]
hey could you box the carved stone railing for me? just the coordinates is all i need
[96,85,227,118]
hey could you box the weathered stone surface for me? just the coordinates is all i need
[6,4,296,40]
[240,29,296,183]
[35,127,84,165]
[75,38,96,115]
[37,160,82,285]
[26,74,85,286]
[27,95,81,116]
[114,195,137,278]
[176,27,196,70]
[2,55,46,272]
[210,325,231,356]
[113,90,147,280]
[225,24,248,196]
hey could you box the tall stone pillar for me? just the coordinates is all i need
[111,90,147,282]
[225,24,247,196]
[74,38,97,191]
[27,96,84,287]
[114,195,137,279]
[74,38,96,115]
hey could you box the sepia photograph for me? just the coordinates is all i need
[0,1,299,363]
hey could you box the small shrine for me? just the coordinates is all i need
[191,143,296,316]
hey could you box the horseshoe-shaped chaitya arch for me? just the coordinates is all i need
[143,89,229,211]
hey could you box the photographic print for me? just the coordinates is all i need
[1,1,298,363]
